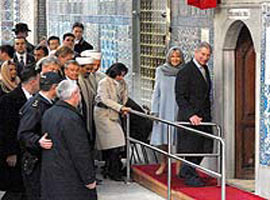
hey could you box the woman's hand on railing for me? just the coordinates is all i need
[121,106,131,115]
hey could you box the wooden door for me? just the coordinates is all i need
[235,26,255,179]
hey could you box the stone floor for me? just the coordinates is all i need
[0,181,164,200]
[97,178,164,200]
[0,163,165,200]
[227,179,255,193]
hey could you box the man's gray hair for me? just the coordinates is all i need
[42,56,60,68]
[56,80,78,100]
[64,60,80,69]
[196,41,212,53]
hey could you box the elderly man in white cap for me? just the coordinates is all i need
[80,50,106,83]
[76,56,97,141]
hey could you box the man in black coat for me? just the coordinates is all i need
[0,68,39,200]
[41,80,97,200]
[175,42,213,187]
[17,72,62,200]
[72,22,93,54]
[12,23,35,53]
[13,37,35,76]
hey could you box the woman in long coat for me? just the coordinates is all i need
[150,46,185,175]
[94,62,130,181]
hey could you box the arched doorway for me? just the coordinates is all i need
[222,21,256,179]
[235,25,255,179]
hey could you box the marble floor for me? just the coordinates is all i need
[227,179,255,193]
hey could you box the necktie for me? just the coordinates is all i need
[20,56,24,66]
[200,66,207,81]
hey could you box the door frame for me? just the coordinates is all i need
[214,20,260,179]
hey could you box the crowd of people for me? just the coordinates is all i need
[0,21,214,200]
[0,21,132,200]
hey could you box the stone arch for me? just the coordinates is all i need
[221,20,256,178]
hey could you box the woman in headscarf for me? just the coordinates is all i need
[150,46,185,175]
[94,62,130,181]
[0,60,20,97]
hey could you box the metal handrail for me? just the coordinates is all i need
[126,109,226,200]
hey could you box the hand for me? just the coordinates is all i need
[189,115,202,125]
[6,155,17,167]
[86,181,96,190]
[121,106,131,115]
[39,133,53,149]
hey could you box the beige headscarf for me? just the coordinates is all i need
[0,61,20,93]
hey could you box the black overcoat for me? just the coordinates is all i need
[175,59,213,153]
[41,101,97,200]
[13,53,35,76]
[0,86,26,191]
[74,38,93,54]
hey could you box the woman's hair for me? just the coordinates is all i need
[166,46,184,66]
[105,62,128,79]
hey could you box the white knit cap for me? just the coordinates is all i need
[80,50,102,60]
[76,57,95,65]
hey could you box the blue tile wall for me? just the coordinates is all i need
[260,11,270,166]
[47,0,132,80]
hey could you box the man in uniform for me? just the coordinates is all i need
[17,72,62,200]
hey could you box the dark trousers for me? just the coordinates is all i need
[182,156,203,177]
[103,147,123,178]
[22,163,41,200]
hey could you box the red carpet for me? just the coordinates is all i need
[132,164,266,200]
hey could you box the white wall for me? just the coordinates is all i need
[214,2,270,198]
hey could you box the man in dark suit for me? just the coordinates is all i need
[0,68,39,200]
[72,22,93,54]
[13,37,35,76]
[18,72,62,200]
[12,23,35,53]
[175,41,213,187]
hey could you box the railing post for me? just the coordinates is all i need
[217,125,221,186]
[126,113,131,183]
[221,139,226,200]
[167,125,172,200]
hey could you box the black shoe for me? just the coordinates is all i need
[184,176,205,187]
[109,175,124,182]
[178,165,199,179]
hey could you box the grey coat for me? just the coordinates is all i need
[41,101,97,200]
[94,76,128,150]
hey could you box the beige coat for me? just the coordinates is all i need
[94,76,128,150]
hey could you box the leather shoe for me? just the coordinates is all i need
[109,174,124,182]
[185,176,205,187]
[178,165,199,179]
